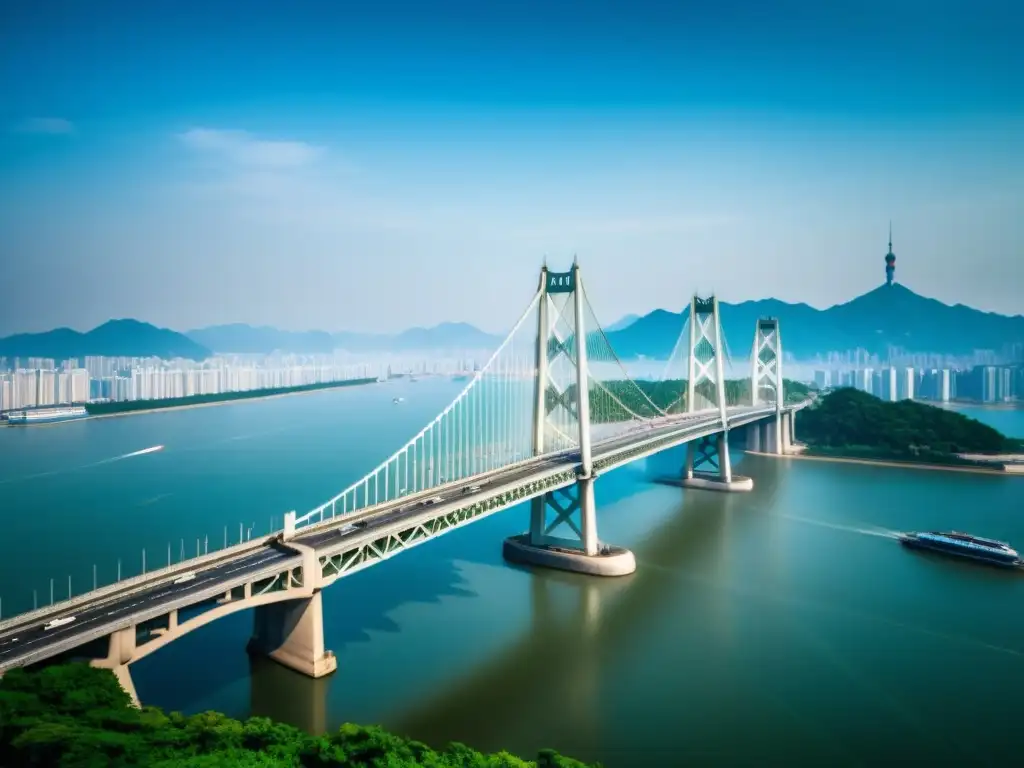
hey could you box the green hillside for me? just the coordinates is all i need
[797,388,1020,459]
[0,664,594,768]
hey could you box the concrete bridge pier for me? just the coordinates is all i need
[753,411,804,456]
[246,529,337,679]
[745,422,762,452]
[781,411,806,453]
[90,626,141,708]
[503,475,636,577]
[246,591,337,678]
[672,430,753,493]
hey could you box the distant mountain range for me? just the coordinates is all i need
[605,283,1024,360]
[2,283,1020,363]
[606,313,641,332]
[185,322,502,355]
[0,320,211,362]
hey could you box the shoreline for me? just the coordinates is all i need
[746,450,1019,476]
[2,380,379,428]
[939,401,1023,412]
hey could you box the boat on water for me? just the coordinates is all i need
[899,531,1022,568]
[393,397,405,404]
[5,406,89,425]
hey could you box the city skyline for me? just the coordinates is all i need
[2,1,1022,337]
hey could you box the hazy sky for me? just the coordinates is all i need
[1,0,1021,337]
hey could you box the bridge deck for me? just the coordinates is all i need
[0,403,803,675]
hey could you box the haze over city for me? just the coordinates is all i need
[1,0,1021,339]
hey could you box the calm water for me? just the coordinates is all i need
[1,385,1023,767]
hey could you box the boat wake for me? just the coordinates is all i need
[0,445,165,485]
[781,514,900,540]
[100,445,165,463]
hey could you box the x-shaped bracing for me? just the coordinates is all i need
[545,384,579,421]
[542,306,582,441]
[542,486,583,540]
[689,434,722,474]
[531,484,588,550]
[690,313,721,393]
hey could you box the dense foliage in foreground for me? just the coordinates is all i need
[0,664,595,768]
[798,388,1018,457]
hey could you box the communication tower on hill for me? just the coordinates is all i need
[885,222,896,286]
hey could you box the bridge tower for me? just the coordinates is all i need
[677,295,753,492]
[746,317,797,455]
[503,262,636,576]
[749,317,785,454]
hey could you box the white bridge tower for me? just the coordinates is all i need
[503,261,636,576]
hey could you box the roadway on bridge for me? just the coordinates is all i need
[0,406,773,674]
[295,452,577,549]
[0,547,301,672]
[294,407,758,548]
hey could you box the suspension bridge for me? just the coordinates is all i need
[0,261,808,704]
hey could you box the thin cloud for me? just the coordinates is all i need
[178,127,323,168]
[13,117,75,135]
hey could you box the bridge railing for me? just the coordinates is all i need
[0,534,272,634]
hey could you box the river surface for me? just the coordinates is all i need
[1,383,1022,766]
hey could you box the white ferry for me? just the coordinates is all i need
[5,406,89,425]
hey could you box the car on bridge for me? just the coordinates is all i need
[43,616,76,631]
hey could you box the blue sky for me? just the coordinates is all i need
[1,0,1021,336]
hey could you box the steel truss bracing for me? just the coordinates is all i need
[750,317,784,454]
[316,470,578,580]
[528,480,598,555]
[685,433,732,484]
[686,295,730,428]
[751,318,784,408]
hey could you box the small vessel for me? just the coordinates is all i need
[5,406,88,425]
[393,397,405,404]
[899,531,1022,568]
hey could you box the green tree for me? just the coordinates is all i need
[797,387,1015,459]
[0,664,599,768]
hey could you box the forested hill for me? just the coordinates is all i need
[797,388,1019,456]
[0,664,592,767]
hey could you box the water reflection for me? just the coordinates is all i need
[249,653,332,734]
[382,481,742,759]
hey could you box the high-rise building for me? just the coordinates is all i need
[902,367,915,400]
[859,368,874,395]
[883,367,898,401]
